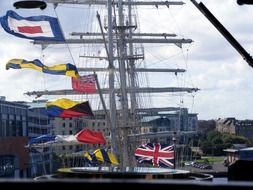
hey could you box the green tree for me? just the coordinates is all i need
[248,136,253,146]
[200,131,248,156]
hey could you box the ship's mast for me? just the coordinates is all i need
[107,0,119,163]
[116,0,130,167]
[127,0,142,167]
[26,0,199,167]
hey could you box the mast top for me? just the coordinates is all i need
[13,1,47,10]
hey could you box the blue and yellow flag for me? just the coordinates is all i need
[84,152,98,166]
[84,149,119,166]
[93,149,119,165]
[6,59,80,79]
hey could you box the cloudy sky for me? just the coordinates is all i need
[0,0,253,120]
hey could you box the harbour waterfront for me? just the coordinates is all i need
[179,161,227,178]
[212,177,228,184]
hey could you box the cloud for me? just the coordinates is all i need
[0,1,253,121]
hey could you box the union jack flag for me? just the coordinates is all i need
[135,143,175,168]
[72,74,97,93]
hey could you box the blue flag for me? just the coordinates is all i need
[0,10,64,41]
[28,134,56,146]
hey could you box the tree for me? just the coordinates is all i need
[248,136,253,146]
[200,131,248,156]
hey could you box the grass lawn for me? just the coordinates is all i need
[195,156,225,164]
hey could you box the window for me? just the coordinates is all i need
[9,107,15,114]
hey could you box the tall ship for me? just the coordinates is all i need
[1,0,200,177]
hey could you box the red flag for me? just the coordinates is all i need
[72,75,97,93]
[75,129,106,144]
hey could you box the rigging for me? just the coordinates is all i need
[191,0,253,68]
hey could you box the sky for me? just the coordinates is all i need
[0,0,253,120]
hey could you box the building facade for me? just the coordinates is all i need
[26,100,52,177]
[235,120,253,139]
[216,118,236,134]
[216,117,253,139]
[0,97,29,178]
[145,108,198,144]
